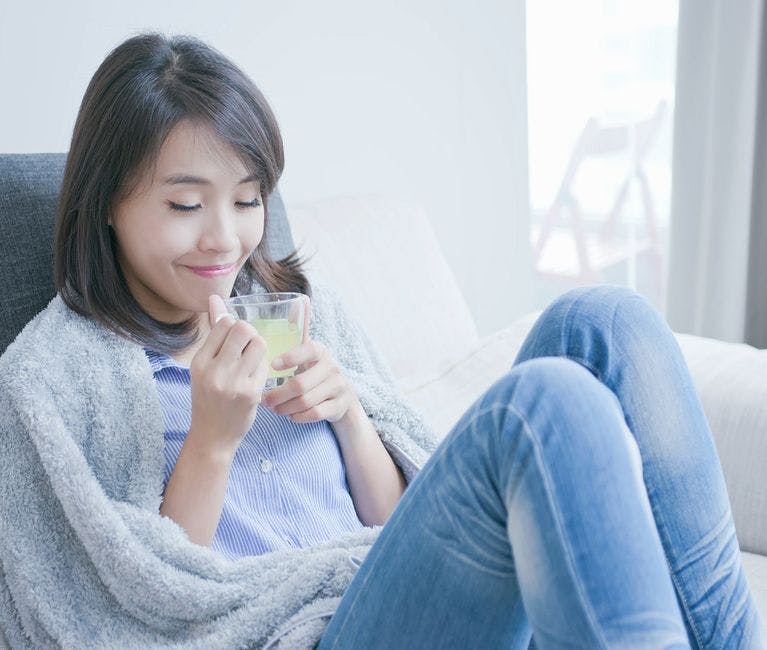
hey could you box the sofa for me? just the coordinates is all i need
[0,154,764,635]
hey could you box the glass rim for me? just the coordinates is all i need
[223,291,306,308]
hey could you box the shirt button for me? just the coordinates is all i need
[260,459,273,473]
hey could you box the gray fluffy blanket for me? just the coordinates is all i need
[0,278,439,648]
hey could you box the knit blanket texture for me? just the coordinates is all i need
[0,277,439,648]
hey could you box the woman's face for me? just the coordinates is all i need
[111,120,265,324]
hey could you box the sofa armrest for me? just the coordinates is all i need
[401,312,541,442]
[675,333,767,556]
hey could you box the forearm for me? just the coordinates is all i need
[159,432,234,547]
[332,398,407,526]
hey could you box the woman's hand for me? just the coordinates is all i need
[187,294,270,456]
[261,337,358,424]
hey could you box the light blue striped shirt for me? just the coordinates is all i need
[144,348,366,559]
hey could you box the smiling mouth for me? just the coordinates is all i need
[184,263,237,277]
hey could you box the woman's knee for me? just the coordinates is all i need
[543,285,657,331]
[457,358,641,500]
[491,357,629,454]
[518,285,670,367]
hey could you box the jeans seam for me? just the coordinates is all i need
[497,400,609,649]
[663,514,732,650]
[559,288,583,368]
[561,287,611,384]
[561,354,601,379]
[667,568,704,649]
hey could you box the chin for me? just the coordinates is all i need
[201,279,238,306]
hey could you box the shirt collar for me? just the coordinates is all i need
[143,347,189,374]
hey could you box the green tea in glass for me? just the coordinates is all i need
[223,292,307,389]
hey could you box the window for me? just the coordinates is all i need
[526,0,679,311]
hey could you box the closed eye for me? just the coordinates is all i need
[236,198,262,209]
[167,201,201,212]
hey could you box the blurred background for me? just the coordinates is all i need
[1,0,765,346]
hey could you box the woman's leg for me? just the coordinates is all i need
[514,285,763,648]
[319,357,689,649]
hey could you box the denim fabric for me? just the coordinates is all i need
[318,286,764,649]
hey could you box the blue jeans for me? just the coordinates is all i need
[318,286,763,649]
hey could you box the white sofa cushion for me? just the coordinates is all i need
[401,312,540,437]
[287,195,480,387]
[742,552,767,629]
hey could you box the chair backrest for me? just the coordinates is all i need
[0,153,296,355]
[574,100,667,163]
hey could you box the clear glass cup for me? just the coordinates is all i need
[223,292,307,389]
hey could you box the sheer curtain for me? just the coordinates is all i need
[665,0,767,346]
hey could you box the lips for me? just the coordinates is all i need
[183,263,237,278]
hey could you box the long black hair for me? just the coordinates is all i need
[54,32,310,354]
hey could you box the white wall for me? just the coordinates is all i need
[0,0,534,336]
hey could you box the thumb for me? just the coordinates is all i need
[208,294,230,325]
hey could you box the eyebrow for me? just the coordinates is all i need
[162,173,259,186]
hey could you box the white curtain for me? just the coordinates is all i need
[666,0,766,346]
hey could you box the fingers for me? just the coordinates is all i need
[262,355,336,410]
[272,339,325,373]
[217,320,262,363]
[208,293,228,325]
[240,334,269,378]
[197,306,236,362]
[266,362,344,417]
[196,304,261,366]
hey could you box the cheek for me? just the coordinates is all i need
[121,223,192,268]
[241,215,265,249]
[163,228,199,260]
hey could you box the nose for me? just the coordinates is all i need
[197,206,238,254]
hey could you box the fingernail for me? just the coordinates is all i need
[272,357,284,370]
[215,313,234,324]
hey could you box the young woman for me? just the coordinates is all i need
[0,32,761,649]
